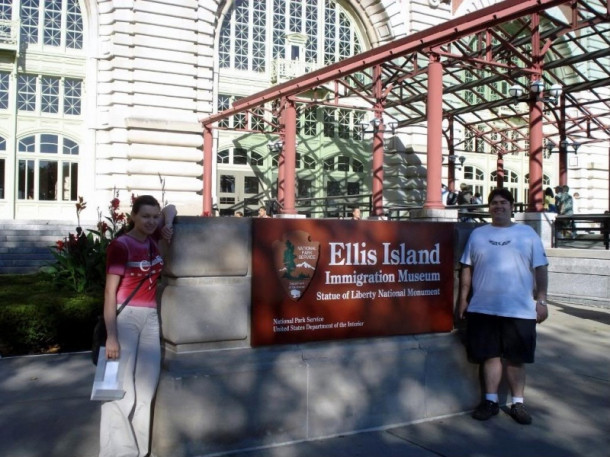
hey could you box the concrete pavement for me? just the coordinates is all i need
[1,300,609,457]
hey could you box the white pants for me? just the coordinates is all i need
[99,307,161,457]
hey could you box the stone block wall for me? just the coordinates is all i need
[547,249,610,307]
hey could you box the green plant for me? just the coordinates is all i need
[0,273,103,355]
[44,192,132,293]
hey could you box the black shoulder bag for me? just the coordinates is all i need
[91,240,153,365]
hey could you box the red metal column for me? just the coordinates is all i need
[277,150,285,208]
[558,95,568,186]
[528,13,544,212]
[528,92,544,212]
[447,117,456,192]
[372,65,385,217]
[424,54,444,210]
[202,124,213,216]
[276,103,285,208]
[496,154,504,188]
[282,98,297,215]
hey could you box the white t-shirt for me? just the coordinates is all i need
[460,223,548,319]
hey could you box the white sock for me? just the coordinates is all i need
[512,396,524,404]
[485,393,499,403]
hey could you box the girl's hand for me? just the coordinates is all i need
[161,223,174,243]
[105,336,121,360]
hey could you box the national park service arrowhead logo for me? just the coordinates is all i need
[272,231,320,301]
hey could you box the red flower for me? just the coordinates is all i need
[56,240,65,251]
[76,196,87,212]
[110,198,120,210]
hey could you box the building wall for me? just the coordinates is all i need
[94,0,214,216]
[0,0,607,223]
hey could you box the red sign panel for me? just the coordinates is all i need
[251,219,455,346]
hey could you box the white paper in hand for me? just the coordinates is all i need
[91,347,127,401]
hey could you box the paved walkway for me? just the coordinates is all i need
[1,300,609,457]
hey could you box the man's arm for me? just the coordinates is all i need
[458,264,472,320]
[535,265,549,324]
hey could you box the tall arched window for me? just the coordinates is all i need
[323,154,365,197]
[219,0,363,73]
[462,165,485,198]
[20,0,83,50]
[17,134,79,201]
[490,169,520,202]
[216,1,368,216]
[1,0,85,214]
[523,173,551,205]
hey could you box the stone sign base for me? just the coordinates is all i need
[152,333,478,456]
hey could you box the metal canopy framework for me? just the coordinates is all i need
[201,0,610,217]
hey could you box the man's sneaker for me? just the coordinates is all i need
[510,402,532,425]
[472,400,500,421]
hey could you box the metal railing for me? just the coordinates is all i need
[553,213,610,250]
[384,202,527,221]
[271,58,321,84]
[294,194,373,219]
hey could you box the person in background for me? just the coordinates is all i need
[471,193,483,205]
[457,183,473,205]
[459,188,548,426]
[352,207,361,220]
[258,206,270,218]
[559,185,574,238]
[234,211,243,217]
[441,184,450,205]
[446,186,458,206]
[457,183,474,222]
[572,192,580,214]
[544,187,556,212]
[100,195,176,457]
[559,185,574,216]
[554,186,563,214]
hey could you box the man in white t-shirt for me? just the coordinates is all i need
[458,188,549,425]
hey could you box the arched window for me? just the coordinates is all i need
[19,0,83,50]
[219,0,363,73]
[17,133,79,201]
[217,147,267,213]
[217,147,252,165]
[523,173,551,205]
[462,165,485,198]
[490,169,520,202]
[324,153,366,197]
[524,173,551,186]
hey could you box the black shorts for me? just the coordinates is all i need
[466,312,537,364]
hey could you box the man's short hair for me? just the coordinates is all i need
[487,188,514,205]
[562,185,570,192]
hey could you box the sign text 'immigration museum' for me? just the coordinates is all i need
[251,219,455,346]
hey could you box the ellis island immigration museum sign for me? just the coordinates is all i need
[251,219,455,346]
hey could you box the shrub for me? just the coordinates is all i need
[44,193,132,293]
[0,273,103,356]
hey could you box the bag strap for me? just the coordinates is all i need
[116,238,154,316]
